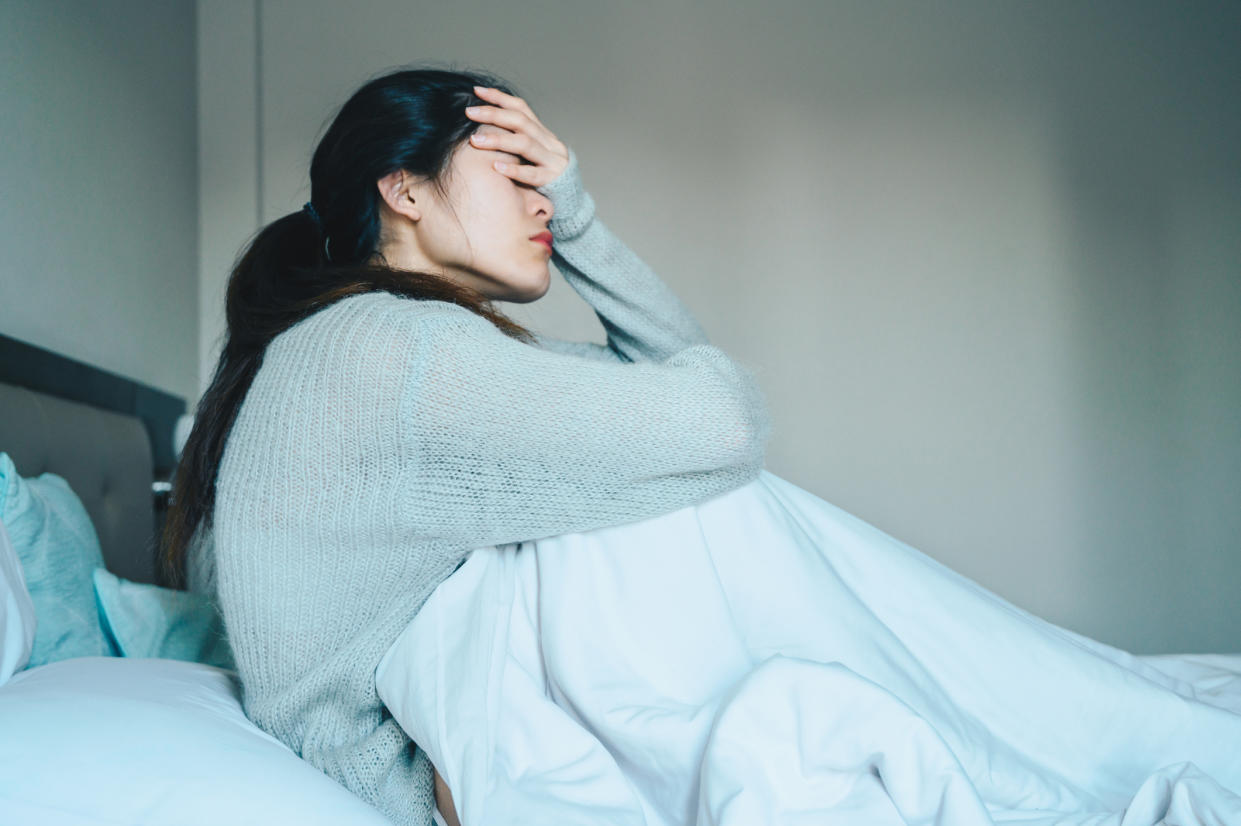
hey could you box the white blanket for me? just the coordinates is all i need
[376,471,1241,825]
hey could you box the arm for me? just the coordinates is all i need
[532,148,710,364]
[400,302,771,550]
[530,333,625,364]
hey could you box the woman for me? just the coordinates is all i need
[162,66,770,826]
[167,67,1241,826]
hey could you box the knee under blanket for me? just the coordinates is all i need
[376,471,1241,825]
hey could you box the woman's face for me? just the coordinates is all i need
[378,124,556,303]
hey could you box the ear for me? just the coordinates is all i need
[376,169,421,222]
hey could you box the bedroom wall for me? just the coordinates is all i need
[197,0,1241,655]
[0,0,199,405]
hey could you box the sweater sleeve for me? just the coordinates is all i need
[529,147,710,364]
[400,302,771,550]
[530,333,624,364]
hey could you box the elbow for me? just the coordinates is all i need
[736,388,772,473]
[669,344,772,473]
[717,364,772,474]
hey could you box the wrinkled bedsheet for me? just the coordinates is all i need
[376,471,1241,825]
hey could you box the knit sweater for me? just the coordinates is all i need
[208,146,772,825]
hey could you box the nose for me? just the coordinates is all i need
[530,188,554,222]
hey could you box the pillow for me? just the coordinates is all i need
[93,568,235,669]
[0,657,395,825]
[0,520,36,685]
[0,452,110,666]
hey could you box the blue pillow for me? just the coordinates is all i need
[0,452,111,666]
[93,568,235,670]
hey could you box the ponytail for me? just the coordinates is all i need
[162,66,536,587]
[161,158,534,589]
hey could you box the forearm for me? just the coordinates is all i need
[403,304,771,552]
[538,148,710,363]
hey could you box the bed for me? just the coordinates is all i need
[0,332,402,825]
[5,333,1238,826]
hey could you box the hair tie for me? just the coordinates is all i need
[302,201,323,230]
[302,202,333,261]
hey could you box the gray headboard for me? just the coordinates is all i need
[0,333,186,586]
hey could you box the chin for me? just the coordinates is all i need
[507,270,552,303]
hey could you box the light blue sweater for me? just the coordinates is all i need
[208,147,771,824]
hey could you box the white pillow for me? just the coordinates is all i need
[0,657,395,825]
[0,519,36,685]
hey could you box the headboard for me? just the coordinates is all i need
[0,332,186,586]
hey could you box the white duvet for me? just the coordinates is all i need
[376,471,1241,825]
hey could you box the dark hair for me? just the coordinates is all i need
[160,65,535,588]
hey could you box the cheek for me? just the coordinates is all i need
[457,175,531,261]
[479,183,528,239]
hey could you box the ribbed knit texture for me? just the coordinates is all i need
[208,147,772,825]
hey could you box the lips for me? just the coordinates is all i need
[529,231,553,252]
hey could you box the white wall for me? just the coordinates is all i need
[197,0,259,393]
[0,0,199,404]
[198,0,1241,654]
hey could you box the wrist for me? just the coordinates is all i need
[538,147,596,240]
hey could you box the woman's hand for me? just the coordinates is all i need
[465,86,570,187]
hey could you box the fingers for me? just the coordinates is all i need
[465,102,554,148]
[465,85,569,185]
[473,85,541,125]
[466,87,567,156]
[489,157,557,187]
[468,129,561,172]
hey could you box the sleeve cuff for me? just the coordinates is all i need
[538,146,597,240]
